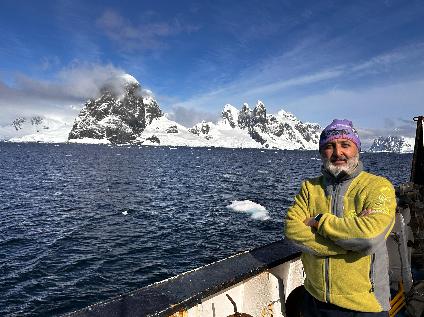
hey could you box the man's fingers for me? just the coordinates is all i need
[359,208,374,217]
[304,217,315,226]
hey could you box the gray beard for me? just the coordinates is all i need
[322,153,359,177]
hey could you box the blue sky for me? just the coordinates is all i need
[1,0,424,142]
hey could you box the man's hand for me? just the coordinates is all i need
[304,217,319,228]
[359,208,376,217]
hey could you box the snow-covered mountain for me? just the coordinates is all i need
[5,74,322,150]
[68,74,162,144]
[172,101,322,150]
[368,136,414,153]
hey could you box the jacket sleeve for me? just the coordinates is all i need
[285,181,348,256]
[316,177,396,254]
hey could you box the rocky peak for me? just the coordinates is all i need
[221,104,239,128]
[68,74,163,144]
[238,103,252,129]
[251,100,267,133]
[276,109,297,122]
[215,101,321,149]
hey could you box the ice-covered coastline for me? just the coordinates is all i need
[2,74,415,153]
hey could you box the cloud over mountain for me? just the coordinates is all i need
[0,63,145,126]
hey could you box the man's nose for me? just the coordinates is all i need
[333,145,342,157]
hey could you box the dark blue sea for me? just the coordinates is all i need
[0,143,413,316]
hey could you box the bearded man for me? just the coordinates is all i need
[285,119,396,317]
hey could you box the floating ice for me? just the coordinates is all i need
[227,200,270,221]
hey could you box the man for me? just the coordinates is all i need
[285,119,396,317]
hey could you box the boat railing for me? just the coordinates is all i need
[64,239,303,317]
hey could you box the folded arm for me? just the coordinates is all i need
[285,181,348,256]
[316,178,396,254]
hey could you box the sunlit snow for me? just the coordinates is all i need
[7,117,72,143]
[119,73,139,85]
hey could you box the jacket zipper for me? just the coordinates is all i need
[325,183,341,302]
[369,253,375,292]
[325,257,330,302]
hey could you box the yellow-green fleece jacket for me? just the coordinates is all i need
[284,162,396,312]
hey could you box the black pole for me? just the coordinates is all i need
[410,116,424,185]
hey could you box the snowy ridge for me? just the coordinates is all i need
[368,136,414,153]
[135,99,322,150]
[5,74,322,150]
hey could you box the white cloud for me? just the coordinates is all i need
[169,68,345,115]
[350,42,424,74]
[0,62,129,126]
[96,9,200,52]
[167,106,219,128]
[247,69,343,96]
[287,79,424,142]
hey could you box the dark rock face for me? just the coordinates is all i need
[12,116,45,132]
[145,99,163,125]
[237,102,268,136]
[272,121,296,139]
[12,117,26,131]
[238,104,252,130]
[146,135,160,144]
[237,103,269,143]
[189,121,211,136]
[249,128,267,145]
[222,107,236,128]
[166,125,179,133]
[251,102,267,133]
[295,122,320,144]
[68,80,162,144]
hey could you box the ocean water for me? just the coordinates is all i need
[0,143,413,316]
